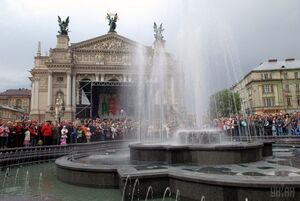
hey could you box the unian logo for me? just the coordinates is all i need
[270,186,295,198]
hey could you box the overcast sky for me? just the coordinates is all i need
[0,0,300,92]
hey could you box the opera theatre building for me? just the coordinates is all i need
[29,17,176,122]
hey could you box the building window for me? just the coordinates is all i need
[247,88,252,96]
[296,84,300,92]
[287,97,292,107]
[285,84,289,92]
[295,72,299,79]
[297,96,300,106]
[263,85,273,93]
[264,73,269,80]
[261,73,272,80]
[57,77,64,82]
[16,99,22,109]
[263,98,274,107]
[283,72,288,79]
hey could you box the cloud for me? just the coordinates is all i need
[0,75,30,92]
[0,0,300,92]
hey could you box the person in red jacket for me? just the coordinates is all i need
[13,121,23,147]
[41,121,52,146]
[29,122,38,146]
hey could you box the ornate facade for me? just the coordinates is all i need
[29,31,177,121]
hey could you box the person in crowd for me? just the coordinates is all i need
[98,122,105,141]
[76,125,84,143]
[85,127,92,143]
[52,122,60,145]
[14,121,23,147]
[66,122,73,144]
[0,121,10,149]
[111,123,117,140]
[296,120,300,135]
[29,122,38,146]
[24,129,30,147]
[284,116,292,135]
[41,121,53,146]
[276,116,284,136]
[70,125,78,144]
[60,125,68,145]
[7,121,15,148]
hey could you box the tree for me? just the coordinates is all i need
[209,89,241,119]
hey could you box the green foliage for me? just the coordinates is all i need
[209,89,241,119]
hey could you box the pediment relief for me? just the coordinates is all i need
[71,34,145,52]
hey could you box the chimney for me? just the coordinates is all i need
[285,58,295,62]
[268,59,277,62]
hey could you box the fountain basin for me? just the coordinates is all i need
[55,146,300,201]
[130,142,264,165]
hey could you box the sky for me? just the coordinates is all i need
[0,0,300,92]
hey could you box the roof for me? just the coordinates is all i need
[0,88,31,97]
[0,104,26,113]
[253,58,300,71]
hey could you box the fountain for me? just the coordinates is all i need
[1,2,300,201]
[129,25,266,166]
[54,9,300,201]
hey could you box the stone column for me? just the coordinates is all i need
[95,73,99,81]
[123,75,127,82]
[35,78,40,110]
[30,80,35,111]
[47,72,53,109]
[66,72,72,108]
[72,73,76,109]
[100,74,105,82]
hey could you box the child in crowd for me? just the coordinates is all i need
[60,126,68,145]
[85,127,92,143]
[24,130,31,147]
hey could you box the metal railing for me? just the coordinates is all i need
[0,140,132,169]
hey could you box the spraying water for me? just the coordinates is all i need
[24,170,29,193]
[122,175,132,201]
[2,168,9,191]
[134,1,244,144]
[14,168,19,185]
[145,186,154,201]
[38,172,43,191]
[162,187,172,201]
[175,189,180,201]
[131,178,140,201]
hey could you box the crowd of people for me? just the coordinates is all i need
[212,112,300,136]
[1,112,300,149]
[0,118,138,149]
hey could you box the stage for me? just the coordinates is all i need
[76,81,137,119]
